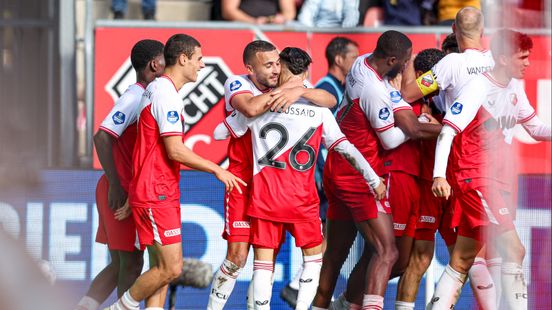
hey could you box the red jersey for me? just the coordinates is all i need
[442,73,536,189]
[223,74,269,176]
[224,95,348,223]
[129,76,185,209]
[333,54,397,176]
[98,83,144,191]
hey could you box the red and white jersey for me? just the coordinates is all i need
[129,75,185,209]
[443,73,536,188]
[98,83,144,191]
[334,54,396,175]
[224,97,347,223]
[223,74,270,175]
[430,49,494,110]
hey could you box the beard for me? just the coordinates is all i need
[257,74,278,88]
[386,64,402,79]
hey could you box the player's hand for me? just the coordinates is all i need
[420,113,441,125]
[215,168,247,194]
[389,73,402,91]
[372,178,387,200]
[108,183,128,211]
[114,199,132,221]
[268,87,303,112]
[432,177,451,199]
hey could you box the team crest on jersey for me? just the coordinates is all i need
[379,107,390,120]
[390,91,402,103]
[167,111,179,124]
[112,111,126,125]
[229,80,242,91]
[421,74,434,87]
[510,93,518,106]
[451,102,463,115]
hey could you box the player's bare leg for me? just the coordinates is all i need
[117,250,144,297]
[208,241,250,309]
[396,239,435,309]
[495,229,527,310]
[77,250,120,309]
[391,235,414,278]
[295,244,323,310]
[253,247,276,310]
[106,242,182,310]
[144,248,169,309]
[468,245,497,310]
[427,234,483,309]
[355,213,398,309]
[312,220,357,309]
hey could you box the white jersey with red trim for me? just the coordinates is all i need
[442,73,536,187]
[224,96,347,223]
[129,75,185,209]
[430,49,494,110]
[224,74,270,113]
[98,83,145,190]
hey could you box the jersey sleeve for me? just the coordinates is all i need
[320,108,347,150]
[385,80,412,112]
[417,53,460,96]
[224,75,255,110]
[514,82,536,124]
[442,77,487,133]
[99,88,140,138]
[359,86,395,132]
[151,91,184,137]
[223,111,250,138]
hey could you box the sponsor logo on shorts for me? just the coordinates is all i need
[498,208,510,215]
[232,221,250,228]
[112,111,126,125]
[164,228,181,237]
[420,216,436,223]
[393,223,406,230]
[451,102,463,115]
[379,107,390,120]
[167,111,179,124]
[421,74,433,87]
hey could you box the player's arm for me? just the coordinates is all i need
[365,89,409,150]
[521,116,551,141]
[394,109,442,139]
[232,92,275,117]
[431,125,456,199]
[376,127,409,150]
[221,0,258,23]
[268,79,337,111]
[401,54,456,103]
[163,137,246,193]
[94,130,127,209]
[213,111,250,140]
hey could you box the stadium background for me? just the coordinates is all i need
[0,0,550,309]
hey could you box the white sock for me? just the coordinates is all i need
[75,296,100,310]
[427,264,467,310]
[312,307,328,310]
[395,300,415,310]
[469,257,497,310]
[107,291,140,310]
[501,262,527,310]
[208,259,242,310]
[144,308,164,310]
[253,260,274,309]
[296,253,323,310]
[247,279,255,310]
[487,257,502,307]
[289,265,304,290]
[362,294,384,310]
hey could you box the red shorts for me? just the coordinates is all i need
[222,174,252,243]
[388,172,419,237]
[250,217,323,249]
[415,179,457,246]
[452,183,515,241]
[95,175,139,252]
[131,206,182,250]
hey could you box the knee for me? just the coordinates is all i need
[451,253,476,274]
[226,248,249,268]
[122,255,144,278]
[506,242,526,263]
[376,242,399,266]
[160,259,183,282]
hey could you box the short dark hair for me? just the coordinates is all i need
[279,47,312,75]
[441,33,459,53]
[414,48,446,73]
[490,29,533,60]
[164,34,201,66]
[130,39,164,71]
[243,40,277,65]
[373,30,412,59]
[325,37,358,67]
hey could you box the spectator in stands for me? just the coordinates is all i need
[112,0,156,20]
[382,0,422,25]
[423,0,481,25]
[297,0,359,27]
[219,0,297,24]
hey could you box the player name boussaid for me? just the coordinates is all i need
[272,106,316,118]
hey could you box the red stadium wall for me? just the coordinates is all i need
[93,27,551,174]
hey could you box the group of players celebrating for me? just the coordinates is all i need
[74,5,550,310]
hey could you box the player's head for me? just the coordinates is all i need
[491,29,533,79]
[453,7,484,42]
[243,40,280,89]
[373,30,412,78]
[130,39,166,83]
[441,33,459,54]
[325,37,359,75]
[414,48,446,78]
[278,47,312,83]
[164,34,204,82]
